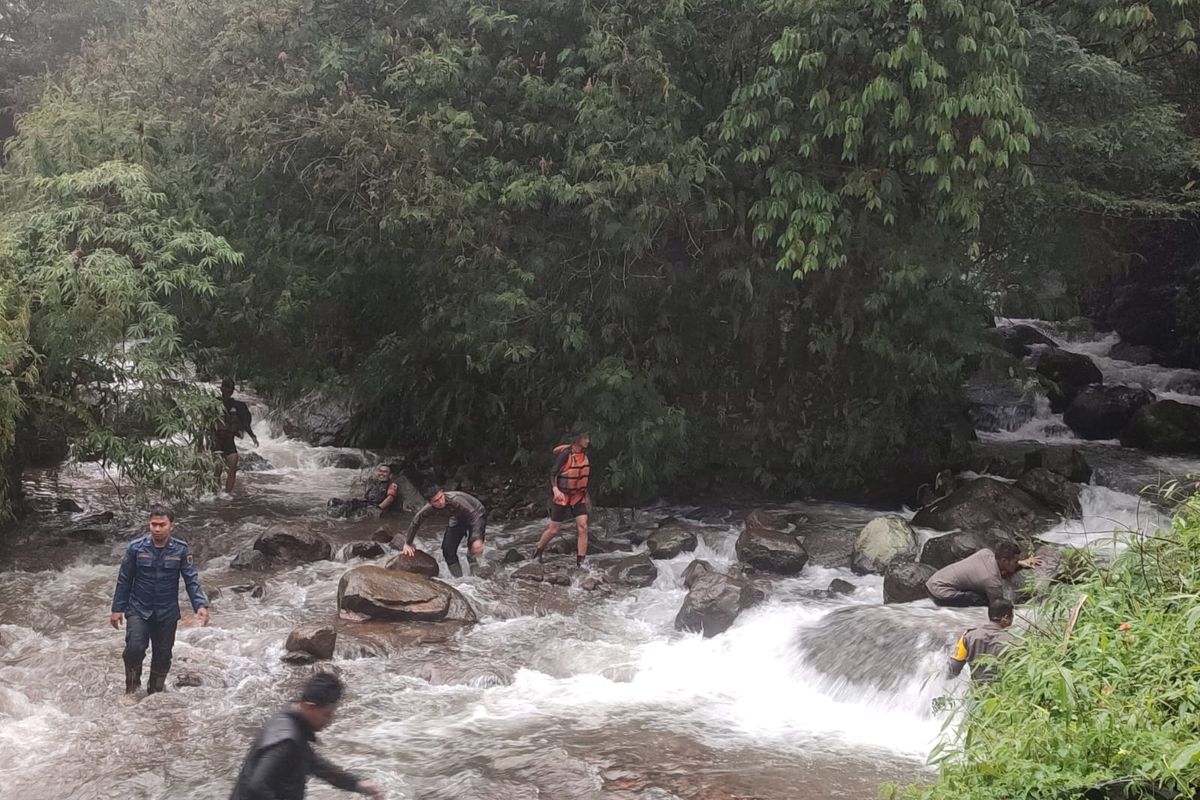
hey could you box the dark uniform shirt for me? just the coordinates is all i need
[948,620,1014,680]
[229,708,360,800]
[111,535,208,621]
[403,491,487,545]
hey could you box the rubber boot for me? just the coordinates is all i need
[576,554,586,568]
[147,670,168,695]
[447,561,464,578]
[124,664,142,694]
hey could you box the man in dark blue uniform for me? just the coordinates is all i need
[110,506,210,701]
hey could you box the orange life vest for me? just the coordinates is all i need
[553,444,590,497]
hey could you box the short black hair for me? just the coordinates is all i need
[425,486,444,500]
[148,505,175,522]
[300,672,344,707]
[989,597,1014,622]
[994,540,1022,561]
[221,377,235,390]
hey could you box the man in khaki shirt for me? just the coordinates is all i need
[948,598,1015,681]
[926,540,1036,607]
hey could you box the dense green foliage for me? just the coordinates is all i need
[1,0,1199,510]
[904,494,1200,800]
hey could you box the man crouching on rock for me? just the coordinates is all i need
[110,506,209,702]
[395,487,487,578]
[926,540,1038,607]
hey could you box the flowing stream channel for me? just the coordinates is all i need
[2,319,1200,799]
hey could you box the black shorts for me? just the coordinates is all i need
[550,501,588,523]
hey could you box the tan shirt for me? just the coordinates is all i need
[949,621,1013,679]
[926,548,1007,602]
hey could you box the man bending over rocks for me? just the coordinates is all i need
[926,540,1037,607]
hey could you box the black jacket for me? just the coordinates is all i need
[229,708,361,800]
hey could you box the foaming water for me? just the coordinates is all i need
[1040,485,1169,552]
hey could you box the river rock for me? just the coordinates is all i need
[230,548,270,571]
[227,583,265,598]
[55,498,84,513]
[829,578,856,595]
[339,541,386,561]
[512,561,582,588]
[63,511,118,543]
[1107,282,1176,351]
[1023,447,1092,483]
[851,516,917,575]
[384,549,440,578]
[278,390,355,446]
[1121,400,1200,453]
[502,548,525,564]
[920,530,1005,570]
[996,324,1056,357]
[238,451,274,472]
[370,527,393,543]
[323,451,366,470]
[1016,467,1081,515]
[911,477,1056,538]
[645,527,698,559]
[1035,347,1103,400]
[337,566,477,623]
[883,560,936,604]
[604,553,659,588]
[682,559,714,589]
[252,529,332,564]
[337,620,466,657]
[1109,342,1162,365]
[1063,385,1155,440]
[736,513,808,575]
[285,623,337,660]
[674,573,765,638]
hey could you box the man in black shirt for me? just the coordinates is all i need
[229,672,384,800]
[212,378,259,495]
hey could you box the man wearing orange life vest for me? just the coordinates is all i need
[532,432,592,567]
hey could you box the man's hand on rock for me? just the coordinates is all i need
[402,544,415,558]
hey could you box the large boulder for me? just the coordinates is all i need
[996,324,1056,357]
[1121,400,1200,453]
[285,624,337,660]
[336,566,477,623]
[1016,467,1082,515]
[1022,447,1092,483]
[338,541,386,561]
[883,560,936,604]
[682,559,714,589]
[851,516,917,575]
[253,529,332,564]
[736,513,809,575]
[238,451,274,472]
[911,478,1056,539]
[674,573,766,638]
[1064,385,1155,440]
[604,554,659,588]
[1109,342,1162,366]
[1035,347,1103,401]
[278,390,355,446]
[645,527,698,560]
[384,549,440,578]
[1107,282,1176,351]
[512,561,578,587]
[920,530,1006,570]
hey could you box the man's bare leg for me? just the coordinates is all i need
[223,453,239,494]
[575,515,589,567]
[533,521,561,562]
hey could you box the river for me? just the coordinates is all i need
[1,318,1198,800]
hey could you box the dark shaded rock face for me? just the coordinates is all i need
[1107,282,1177,352]
[911,478,1055,539]
[1121,400,1200,453]
[384,549,440,578]
[339,541,386,561]
[230,549,270,572]
[278,390,355,446]
[1016,468,1082,515]
[1064,385,1154,440]
[736,514,809,575]
[252,529,332,564]
[919,530,999,571]
[682,559,714,590]
[829,578,856,595]
[1023,447,1092,483]
[285,624,337,660]
[603,554,659,588]
[674,573,765,638]
[1035,347,1103,401]
[645,527,698,560]
[337,566,477,623]
[1109,342,1161,365]
[883,560,936,604]
[996,324,1056,357]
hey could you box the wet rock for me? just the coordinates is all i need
[544,536,632,556]
[1064,385,1155,440]
[645,527,698,560]
[337,565,477,623]
[282,652,316,665]
[252,529,332,564]
[512,561,577,587]
[996,324,1056,357]
[911,477,1056,539]
[238,451,274,472]
[1035,347,1103,401]
[285,623,337,660]
[337,620,466,656]
[883,560,936,604]
[278,390,355,446]
[63,510,117,543]
[227,583,265,599]
[682,559,713,589]
[603,553,658,588]
[230,549,270,571]
[743,509,789,536]
[1107,282,1176,351]
[339,541,386,561]
[736,513,809,575]
[174,672,204,688]
[829,578,856,595]
[383,549,440,578]
[323,452,366,470]
[502,548,525,564]
[1121,400,1200,453]
[1109,342,1162,365]
[370,527,393,544]
[674,573,766,638]
[55,498,83,513]
[1023,447,1092,483]
[851,516,917,575]
[1016,467,1081,515]
[920,530,1003,570]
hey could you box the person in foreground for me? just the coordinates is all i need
[328,464,400,517]
[948,597,1015,681]
[229,672,384,800]
[110,506,209,701]
[532,432,592,567]
[925,540,1037,607]
[398,487,487,577]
